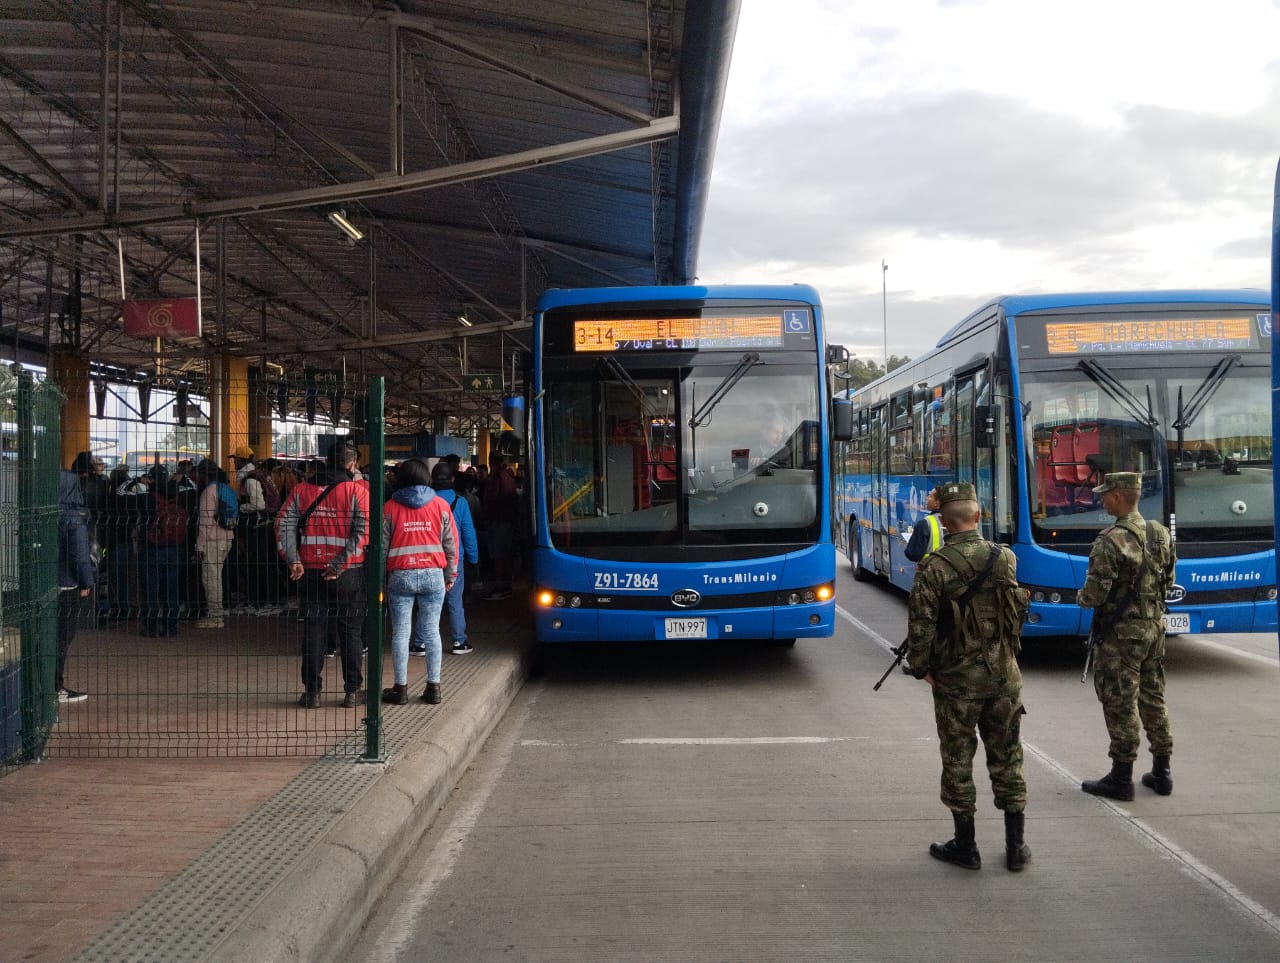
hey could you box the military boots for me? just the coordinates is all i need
[1004,810,1031,871]
[1141,754,1173,795]
[929,812,981,870]
[1081,759,1135,801]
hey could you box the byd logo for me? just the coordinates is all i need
[671,589,701,608]
[1165,584,1186,604]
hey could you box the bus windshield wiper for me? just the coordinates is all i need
[688,352,760,428]
[600,356,654,414]
[1077,359,1159,427]
[1173,354,1239,431]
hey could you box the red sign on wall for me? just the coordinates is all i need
[122,299,201,338]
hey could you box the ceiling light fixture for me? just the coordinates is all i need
[457,309,473,327]
[327,209,364,242]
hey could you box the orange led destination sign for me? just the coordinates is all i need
[574,315,785,352]
[1044,317,1255,355]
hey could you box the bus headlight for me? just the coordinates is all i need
[1024,585,1076,605]
[536,589,586,609]
[775,584,834,605]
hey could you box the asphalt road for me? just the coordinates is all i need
[350,566,1280,962]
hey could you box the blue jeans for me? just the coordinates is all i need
[441,565,467,645]
[387,567,446,686]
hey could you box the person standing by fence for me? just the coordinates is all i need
[380,458,457,706]
[56,467,95,703]
[277,443,369,709]
[193,460,236,630]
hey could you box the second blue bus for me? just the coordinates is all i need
[837,290,1276,638]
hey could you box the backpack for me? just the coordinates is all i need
[1110,517,1173,622]
[933,543,1030,656]
[216,481,240,530]
[245,468,281,513]
[147,495,189,546]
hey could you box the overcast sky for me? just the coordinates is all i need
[696,0,1280,364]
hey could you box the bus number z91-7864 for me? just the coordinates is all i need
[593,571,659,590]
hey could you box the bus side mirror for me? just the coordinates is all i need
[975,404,997,448]
[833,398,853,442]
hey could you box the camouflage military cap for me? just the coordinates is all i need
[1092,471,1141,494]
[936,481,976,505]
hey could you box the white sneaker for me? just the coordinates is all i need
[196,617,225,629]
[57,688,88,703]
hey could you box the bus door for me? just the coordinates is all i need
[870,403,890,574]
[956,364,996,540]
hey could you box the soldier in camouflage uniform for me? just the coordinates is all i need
[905,482,1031,872]
[1079,472,1176,801]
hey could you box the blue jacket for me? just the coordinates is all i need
[431,487,480,565]
[59,469,96,590]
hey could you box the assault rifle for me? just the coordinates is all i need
[1080,621,1101,683]
[873,640,911,691]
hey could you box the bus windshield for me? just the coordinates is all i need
[1021,358,1272,544]
[544,364,821,551]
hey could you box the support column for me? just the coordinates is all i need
[219,354,250,472]
[51,349,90,470]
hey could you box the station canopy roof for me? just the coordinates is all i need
[0,0,738,424]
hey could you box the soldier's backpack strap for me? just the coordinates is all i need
[931,543,1001,604]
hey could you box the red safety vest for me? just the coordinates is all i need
[285,478,369,570]
[384,497,455,573]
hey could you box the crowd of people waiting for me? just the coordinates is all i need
[62,443,528,708]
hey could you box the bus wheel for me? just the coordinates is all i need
[851,525,871,582]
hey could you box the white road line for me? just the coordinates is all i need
[838,604,899,655]
[619,736,850,745]
[837,604,1280,940]
[1024,742,1280,938]
[1177,634,1279,668]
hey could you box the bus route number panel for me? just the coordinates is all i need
[573,315,792,352]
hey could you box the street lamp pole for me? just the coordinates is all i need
[881,258,888,374]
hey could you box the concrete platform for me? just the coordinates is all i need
[0,598,536,963]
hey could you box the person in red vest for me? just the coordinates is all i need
[276,442,369,708]
[379,458,458,706]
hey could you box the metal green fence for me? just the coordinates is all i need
[1,370,63,773]
[2,373,388,772]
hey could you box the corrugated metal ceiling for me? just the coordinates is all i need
[0,0,738,427]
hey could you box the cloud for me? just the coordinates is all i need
[696,3,1280,361]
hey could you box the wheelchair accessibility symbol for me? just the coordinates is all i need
[783,309,811,334]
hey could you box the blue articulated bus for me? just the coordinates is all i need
[836,290,1276,639]
[530,284,845,645]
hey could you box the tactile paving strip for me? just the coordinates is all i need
[71,631,520,962]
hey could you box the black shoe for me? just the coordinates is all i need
[930,813,981,870]
[1004,811,1031,872]
[340,690,363,709]
[1082,760,1135,801]
[1141,755,1173,796]
[325,649,337,659]
[408,644,427,655]
[451,642,473,655]
[297,692,319,709]
[423,682,442,705]
[381,684,408,705]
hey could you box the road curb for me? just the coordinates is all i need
[205,643,534,963]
